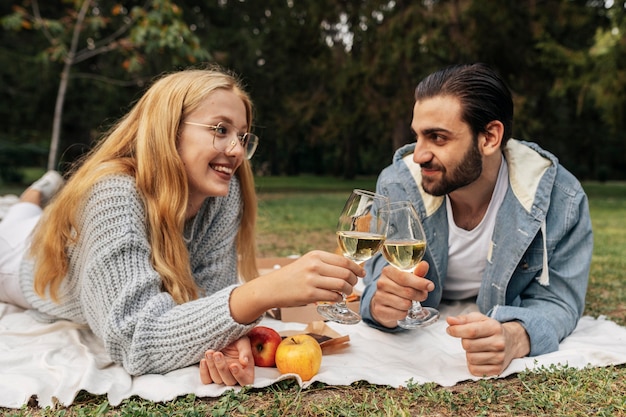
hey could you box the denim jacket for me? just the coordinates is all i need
[360,139,593,356]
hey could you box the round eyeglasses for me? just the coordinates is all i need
[184,121,259,159]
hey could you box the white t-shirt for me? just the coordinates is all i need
[442,156,508,300]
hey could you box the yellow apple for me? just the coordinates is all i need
[275,334,322,381]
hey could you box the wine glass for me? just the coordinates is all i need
[317,189,389,324]
[381,201,439,329]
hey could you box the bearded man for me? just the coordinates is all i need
[360,63,593,376]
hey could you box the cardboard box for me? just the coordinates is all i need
[280,321,350,354]
[257,257,361,324]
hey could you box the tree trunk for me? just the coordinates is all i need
[47,0,91,171]
[48,62,71,170]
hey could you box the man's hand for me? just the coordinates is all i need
[446,312,530,376]
[370,261,434,328]
[199,336,255,386]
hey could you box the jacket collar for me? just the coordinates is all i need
[398,139,556,215]
[503,139,553,213]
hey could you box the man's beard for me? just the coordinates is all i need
[421,140,483,197]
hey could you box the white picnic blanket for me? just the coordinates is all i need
[1,300,625,409]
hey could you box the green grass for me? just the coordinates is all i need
[256,192,350,256]
[255,174,377,192]
[581,182,626,324]
[1,177,625,416]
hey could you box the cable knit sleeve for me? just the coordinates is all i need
[45,175,259,375]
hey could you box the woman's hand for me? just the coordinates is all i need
[199,336,255,386]
[269,250,364,305]
[230,250,365,324]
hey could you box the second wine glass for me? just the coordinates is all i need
[316,189,389,324]
[381,201,439,329]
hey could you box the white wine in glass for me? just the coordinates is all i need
[381,201,439,329]
[317,189,389,324]
[336,231,385,262]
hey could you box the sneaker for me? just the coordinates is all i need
[30,170,65,205]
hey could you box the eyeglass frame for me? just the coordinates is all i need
[183,120,259,160]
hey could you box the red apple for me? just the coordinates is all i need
[248,326,282,367]
[275,334,322,381]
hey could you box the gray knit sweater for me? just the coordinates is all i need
[20,174,260,375]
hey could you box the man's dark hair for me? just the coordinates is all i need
[414,63,513,146]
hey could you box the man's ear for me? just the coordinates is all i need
[480,121,504,156]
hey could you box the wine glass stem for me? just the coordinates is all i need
[406,301,429,320]
[334,294,351,313]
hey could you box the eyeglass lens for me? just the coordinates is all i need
[213,122,258,159]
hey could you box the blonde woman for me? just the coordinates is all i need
[0,67,363,386]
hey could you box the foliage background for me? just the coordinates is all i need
[1,0,625,182]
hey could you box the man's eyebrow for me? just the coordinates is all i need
[420,127,451,135]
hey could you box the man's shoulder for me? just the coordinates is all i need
[379,144,416,176]
[509,139,583,189]
[505,139,586,214]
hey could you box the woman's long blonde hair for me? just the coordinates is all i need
[31,67,259,304]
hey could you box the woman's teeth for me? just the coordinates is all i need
[211,165,233,174]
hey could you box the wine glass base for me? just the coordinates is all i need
[397,307,440,329]
[317,304,361,325]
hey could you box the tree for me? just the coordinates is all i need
[2,0,623,180]
[2,0,209,170]
[183,1,340,176]
[522,0,616,179]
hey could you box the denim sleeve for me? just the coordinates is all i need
[490,189,593,356]
[488,305,558,355]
